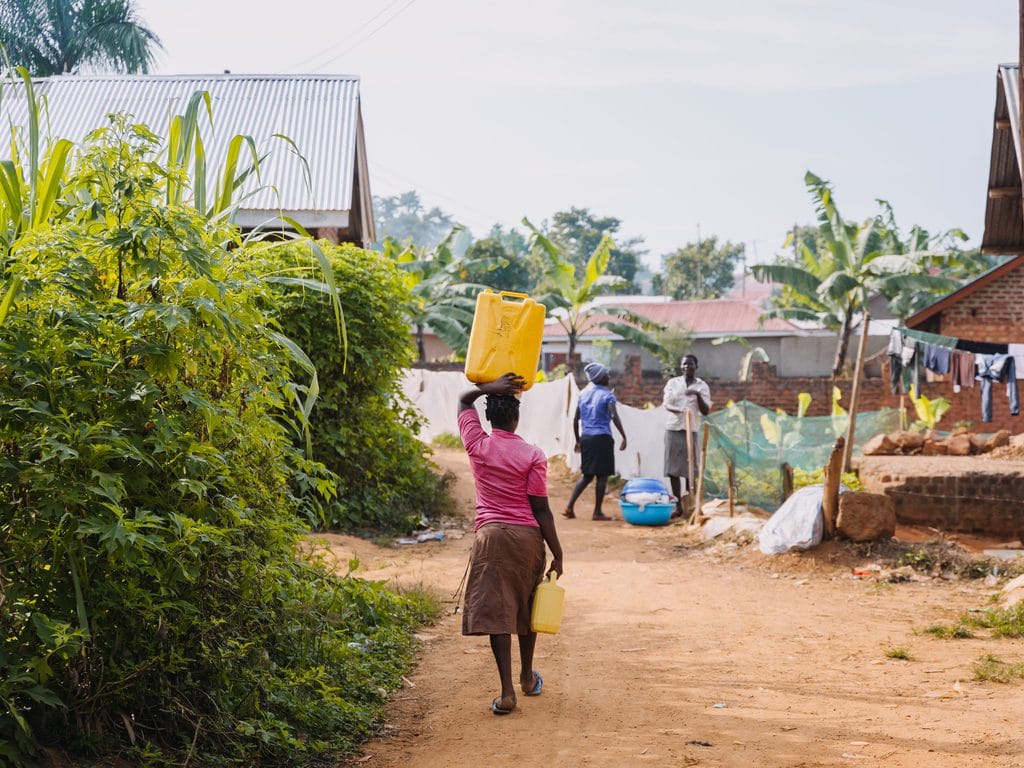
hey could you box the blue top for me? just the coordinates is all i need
[578,384,616,436]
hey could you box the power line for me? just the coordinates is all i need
[310,0,420,72]
[287,0,408,73]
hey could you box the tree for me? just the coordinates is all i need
[523,217,664,367]
[463,236,532,294]
[384,228,503,362]
[545,207,645,290]
[659,236,744,299]
[0,0,162,75]
[752,171,958,377]
[373,190,463,252]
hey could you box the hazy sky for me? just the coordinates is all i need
[137,0,1018,268]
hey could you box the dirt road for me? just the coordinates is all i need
[320,448,1024,768]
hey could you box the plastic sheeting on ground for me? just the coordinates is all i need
[757,485,825,555]
[400,369,673,479]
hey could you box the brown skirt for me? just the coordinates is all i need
[462,523,546,636]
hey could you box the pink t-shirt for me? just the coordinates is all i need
[458,408,548,531]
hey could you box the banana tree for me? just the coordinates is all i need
[753,171,958,378]
[523,217,665,367]
[384,227,505,362]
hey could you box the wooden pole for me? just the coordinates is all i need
[694,424,710,521]
[685,409,696,523]
[726,460,735,517]
[822,436,845,538]
[780,462,794,504]
[841,310,871,473]
[899,394,906,431]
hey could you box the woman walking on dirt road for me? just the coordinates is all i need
[458,373,564,716]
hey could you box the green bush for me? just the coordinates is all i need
[0,103,436,765]
[268,242,454,532]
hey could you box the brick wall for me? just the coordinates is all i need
[611,355,1024,435]
[934,264,1024,342]
[859,457,1024,535]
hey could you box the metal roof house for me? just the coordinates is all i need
[981,64,1024,256]
[904,63,1024,338]
[0,73,375,246]
[540,296,853,380]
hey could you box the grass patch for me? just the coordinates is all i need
[963,603,1024,638]
[920,623,975,639]
[432,431,463,450]
[885,646,912,660]
[974,653,1024,683]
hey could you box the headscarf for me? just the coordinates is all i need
[584,362,609,383]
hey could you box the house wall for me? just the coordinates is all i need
[610,355,1024,434]
[928,264,1024,342]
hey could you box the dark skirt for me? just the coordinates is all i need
[664,428,699,479]
[462,523,546,636]
[580,433,615,476]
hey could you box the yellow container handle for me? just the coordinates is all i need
[545,571,559,583]
[498,290,530,301]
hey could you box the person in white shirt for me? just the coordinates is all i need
[662,354,712,519]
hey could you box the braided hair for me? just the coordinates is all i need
[485,394,520,428]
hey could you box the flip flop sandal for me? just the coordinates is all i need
[562,509,575,519]
[524,672,543,696]
[491,698,514,715]
[592,513,613,521]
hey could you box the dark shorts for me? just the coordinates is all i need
[580,433,615,476]
[462,523,545,636]
[664,429,699,479]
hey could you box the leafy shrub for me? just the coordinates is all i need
[974,653,1024,683]
[267,242,454,532]
[0,96,436,765]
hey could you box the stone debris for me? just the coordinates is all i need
[836,492,896,542]
[863,429,1011,457]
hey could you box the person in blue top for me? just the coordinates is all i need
[562,362,627,521]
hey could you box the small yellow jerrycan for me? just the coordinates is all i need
[530,573,564,634]
[464,290,546,391]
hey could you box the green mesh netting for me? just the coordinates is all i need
[703,401,902,512]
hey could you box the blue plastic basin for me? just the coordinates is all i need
[619,501,674,526]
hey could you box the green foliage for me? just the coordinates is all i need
[373,190,460,251]
[382,228,498,361]
[0,0,162,76]
[652,324,694,377]
[963,603,1024,638]
[0,77,437,766]
[908,385,951,431]
[974,654,1024,683]
[268,241,455,532]
[659,235,745,299]
[921,623,974,639]
[463,236,532,294]
[545,206,643,288]
[885,646,912,660]
[792,466,864,492]
[524,217,665,364]
[753,172,964,376]
[431,432,463,450]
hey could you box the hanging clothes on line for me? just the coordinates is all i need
[893,326,1019,422]
[950,350,976,392]
[888,328,957,395]
[977,354,1019,422]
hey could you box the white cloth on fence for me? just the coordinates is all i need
[399,370,673,479]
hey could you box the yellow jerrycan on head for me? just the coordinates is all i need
[530,573,564,634]
[464,290,546,391]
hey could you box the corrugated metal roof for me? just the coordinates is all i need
[543,298,804,340]
[0,73,363,220]
[981,64,1024,256]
